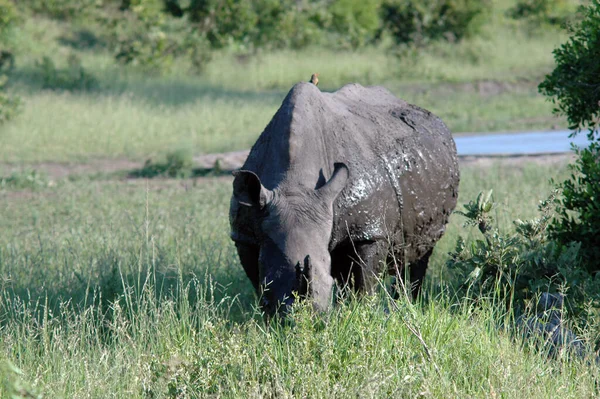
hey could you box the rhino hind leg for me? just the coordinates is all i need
[234,242,260,292]
[391,248,432,300]
[409,248,432,298]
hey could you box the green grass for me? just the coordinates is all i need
[4,160,597,397]
[0,3,569,163]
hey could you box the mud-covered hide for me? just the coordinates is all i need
[231,82,459,265]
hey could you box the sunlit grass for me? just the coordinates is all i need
[1,148,592,397]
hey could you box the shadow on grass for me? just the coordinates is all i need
[10,64,287,107]
[127,165,233,179]
[57,29,108,52]
[0,245,257,329]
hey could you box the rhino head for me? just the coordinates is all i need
[232,163,349,317]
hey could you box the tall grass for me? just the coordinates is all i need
[2,278,599,398]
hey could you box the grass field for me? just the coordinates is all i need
[4,159,599,398]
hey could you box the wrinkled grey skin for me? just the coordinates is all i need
[230,82,459,317]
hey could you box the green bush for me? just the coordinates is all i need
[550,143,600,276]
[251,0,328,50]
[539,0,600,138]
[447,190,599,319]
[36,55,98,91]
[380,0,489,46]
[0,0,20,43]
[0,74,21,124]
[328,0,382,48]
[0,0,20,125]
[0,169,49,190]
[104,1,212,73]
[188,0,258,49]
[18,0,100,21]
[187,0,327,50]
[539,0,600,281]
[507,0,579,27]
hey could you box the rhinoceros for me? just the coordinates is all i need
[230,82,459,316]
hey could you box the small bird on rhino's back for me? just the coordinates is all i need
[309,73,319,86]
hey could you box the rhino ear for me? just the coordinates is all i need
[317,163,349,205]
[232,170,273,208]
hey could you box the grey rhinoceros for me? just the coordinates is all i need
[230,82,459,316]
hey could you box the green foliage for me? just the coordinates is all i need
[253,0,329,50]
[0,74,21,125]
[447,190,599,319]
[18,0,100,21]
[539,0,600,139]
[105,1,212,73]
[507,0,579,27]
[0,1,21,125]
[187,0,329,50]
[380,0,489,46]
[0,169,49,190]
[550,143,600,276]
[0,0,20,43]
[539,0,600,292]
[454,189,495,234]
[188,0,257,49]
[328,0,382,48]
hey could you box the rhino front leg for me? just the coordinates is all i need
[234,242,260,292]
[343,240,388,295]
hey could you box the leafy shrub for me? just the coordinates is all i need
[447,190,599,319]
[18,0,99,21]
[0,169,49,190]
[36,55,98,91]
[539,0,600,139]
[507,0,579,27]
[0,74,21,125]
[252,0,328,50]
[188,0,257,49]
[164,148,193,177]
[328,0,382,48]
[550,143,600,276]
[0,0,20,43]
[105,1,212,73]
[187,0,328,50]
[539,0,600,282]
[380,0,489,46]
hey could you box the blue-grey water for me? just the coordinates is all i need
[454,130,590,155]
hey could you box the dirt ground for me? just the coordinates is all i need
[0,151,575,181]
